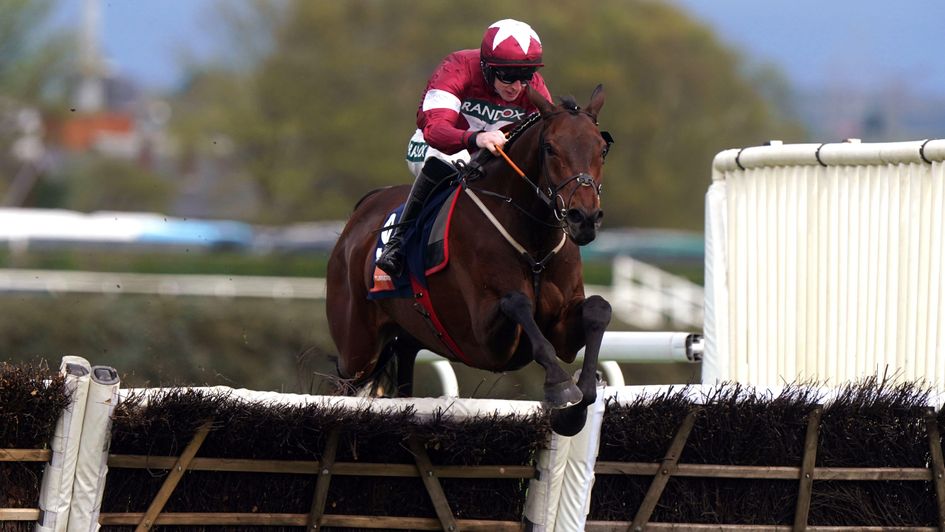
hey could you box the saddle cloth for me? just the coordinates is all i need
[367,185,461,300]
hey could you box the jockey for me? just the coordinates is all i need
[376,18,553,278]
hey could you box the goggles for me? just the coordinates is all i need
[492,66,537,84]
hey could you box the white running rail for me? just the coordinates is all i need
[0,269,325,299]
[610,255,704,330]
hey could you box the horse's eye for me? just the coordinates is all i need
[543,143,557,157]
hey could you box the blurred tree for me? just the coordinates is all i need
[538,0,805,228]
[38,155,175,213]
[175,0,803,229]
[0,0,74,204]
[0,0,72,102]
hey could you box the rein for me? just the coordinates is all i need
[460,108,608,310]
[464,187,567,273]
[496,144,601,222]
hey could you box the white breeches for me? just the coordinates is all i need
[405,129,470,178]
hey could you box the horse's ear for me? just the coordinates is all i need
[528,85,556,116]
[586,84,605,120]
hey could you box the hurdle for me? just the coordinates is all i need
[705,138,945,388]
[4,356,606,531]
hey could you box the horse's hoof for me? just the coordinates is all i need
[550,404,589,437]
[544,380,583,409]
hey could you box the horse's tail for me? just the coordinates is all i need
[335,340,400,397]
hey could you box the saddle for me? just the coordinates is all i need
[367,183,462,300]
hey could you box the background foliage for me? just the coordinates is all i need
[2,0,804,227]
[173,0,803,228]
[1,292,700,394]
[1,0,787,390]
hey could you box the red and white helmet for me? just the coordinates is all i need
[480,19,543,67]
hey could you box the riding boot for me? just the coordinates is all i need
[376,157,456,277]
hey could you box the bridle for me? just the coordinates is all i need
[545,173,600,222]
[493,109,612,222]
[458,107,613,307]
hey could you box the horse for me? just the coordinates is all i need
[326,85,612,436]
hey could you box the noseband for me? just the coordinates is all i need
[544,172,601,221]
[530,108,610,221]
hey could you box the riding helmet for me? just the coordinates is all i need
[480,19,543,85]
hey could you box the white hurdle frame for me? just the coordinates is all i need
[705,138,945,387]
[35,357,607,532]
[416,331,703,395]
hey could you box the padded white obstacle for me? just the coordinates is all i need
[34,356,607,532]
[525,383,605,531]
[38,364,945,531]
[68,366,119,532]
[705,138,945,388]
[36,357,120,532]
[36,357,90,532]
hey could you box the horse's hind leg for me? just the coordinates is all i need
[335,339,388,397]
[331,306,387,394]
[336,335,421,398]
[391,335,422,396]
[500,291,582,408]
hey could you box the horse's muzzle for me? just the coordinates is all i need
[565,208,603,245]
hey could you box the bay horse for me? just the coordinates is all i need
[326,85,612,436]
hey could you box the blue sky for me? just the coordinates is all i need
[671,0,945,96]
[55,0,220,90]
[56,0,945,98]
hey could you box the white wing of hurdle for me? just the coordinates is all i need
[705,138,945,389]
[36,357,119,532]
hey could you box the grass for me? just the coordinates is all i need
[1,292,700,395]
[0,249,330,278]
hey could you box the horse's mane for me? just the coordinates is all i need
[506,112,541,145]
[505,96,583,147]
[559,95,581,113]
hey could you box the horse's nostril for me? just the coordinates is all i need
[596,210,604,222]
[566,209,584,224]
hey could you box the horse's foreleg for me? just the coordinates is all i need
[550,295,612,436]
[500,291,582,408]
[573,295,612,404]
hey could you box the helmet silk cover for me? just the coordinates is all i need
[480,19,544,67]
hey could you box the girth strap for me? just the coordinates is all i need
[410,276,472,366]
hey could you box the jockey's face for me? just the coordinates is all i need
[494,78,525,102]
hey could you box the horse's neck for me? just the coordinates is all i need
[478,144,559,249]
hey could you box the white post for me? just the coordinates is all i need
[36,357,92,532]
